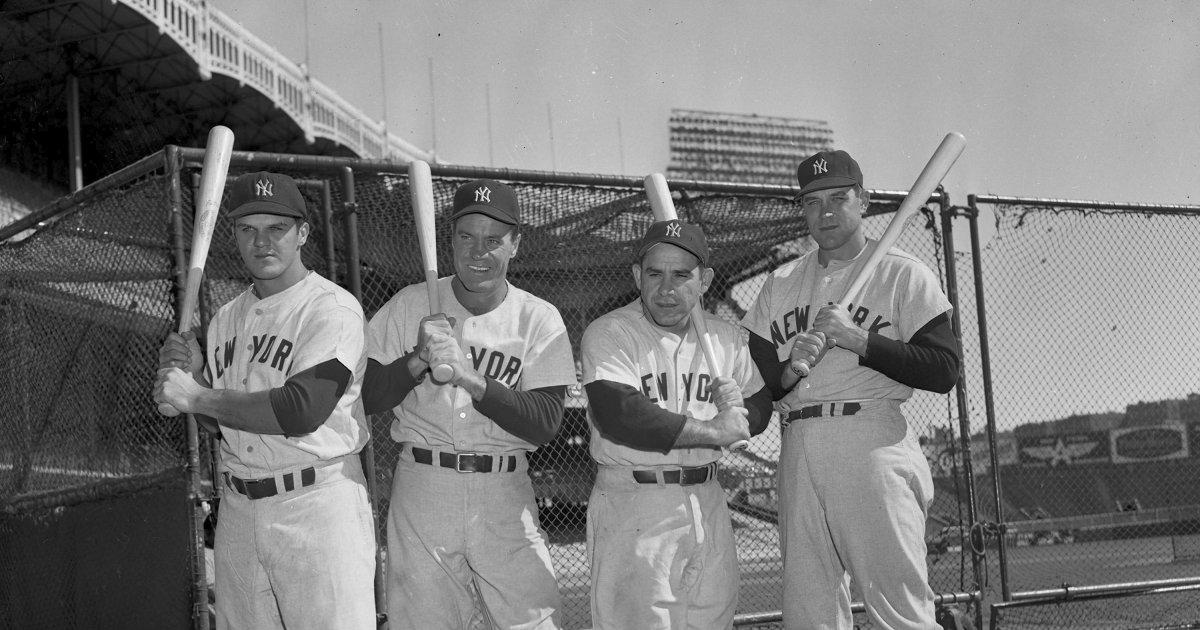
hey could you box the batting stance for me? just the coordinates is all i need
[363,180,575,629]
[154,172,376,629]
[741,150,960,629]
[581,220,772,629]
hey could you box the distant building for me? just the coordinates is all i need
[666,109,834,185]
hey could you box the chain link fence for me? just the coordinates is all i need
[9,147,1200,628]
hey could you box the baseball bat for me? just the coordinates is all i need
[790,132,967,376]
[409,160,455,383]
[644,174,749,452]
[160,125,235,417]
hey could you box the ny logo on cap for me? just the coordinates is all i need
[665,221,682,237]
[474,186,492,203]
[255,178,274,197]
[812,158,828,175]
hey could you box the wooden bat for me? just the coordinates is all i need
[791,132,967,376]
[160,125,234,416]
[409,160,455,383]
[644,173,749,452]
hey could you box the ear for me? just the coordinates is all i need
[510,231,522,257]
[631,263,643,290]
[700,267,715,293]
[297,221,310,246]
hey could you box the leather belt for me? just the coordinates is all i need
[782,402,862,429]
[224,467,316,500]
[632,462,717,486]
[412,446,518,473]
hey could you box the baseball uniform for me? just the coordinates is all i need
[366,276,576,630]
[582,294,769,630]
[742,238,956,630]
[206,269,376,630]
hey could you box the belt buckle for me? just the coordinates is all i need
[455,452,481,473]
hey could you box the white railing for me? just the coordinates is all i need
[117,0,433,163]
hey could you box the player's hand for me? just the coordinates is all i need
[788,330,828,375]
[425,332,470,382]
[711,376,744,411]
[417,314,455,364]
[812,305,866,355]
[708,404,751,447]
[153,367,204,414]
[159,331,203,376]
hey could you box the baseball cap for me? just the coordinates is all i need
[637,220,710,266]
[449,179,520,225]
[227,171,308,220]
[795,149,863,198]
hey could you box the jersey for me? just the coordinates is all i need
[365,276,576,452]
[205,271,369,477]
[741,239,950,408]
[581,300,765,467]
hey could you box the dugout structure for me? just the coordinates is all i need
[4,146,1199,629]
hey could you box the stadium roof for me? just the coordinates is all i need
[0,0,433,191]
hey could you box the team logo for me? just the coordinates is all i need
[812,158,828,175]
[665,221,682,237]
[474,186,492,203]
[255,178,274,197]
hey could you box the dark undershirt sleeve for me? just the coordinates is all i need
[585,380,687,454]
[746,330,789,401]
[473,381,567,447]
[268,358,352,437]
[744,387,774,437]
[860,310,961,393]
[362,353,424,416]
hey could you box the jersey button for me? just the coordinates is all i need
[458,412,467,419]
[246,445,254,452]
[242,379,247,385]
[255,309,262,316]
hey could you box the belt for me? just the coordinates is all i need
[223,467,316,500]
[632,462,717,486]
[782,402,862,428]
[412,446,519,473]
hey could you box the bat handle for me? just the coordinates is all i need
[158,402,181,417]
[728,439,750,452]
[789,359,812,378]
[430,363,456,383]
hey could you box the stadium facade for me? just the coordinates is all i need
[666,109,834,185]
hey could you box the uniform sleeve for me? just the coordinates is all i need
[517,306,577,390]
[895,259,954,342]
[584,380,687,453]
[269,358,352,435]
[291,302,364,377]
[362,353,424,415]
[727,324,771,436]
[365,296,407,365]
[474,382,566,446]
[747,331,788,401]
[739,272,776,344]
[861,310,960,393]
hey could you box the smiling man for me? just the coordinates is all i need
[580,220,771,629]
[363,179,575,629]
[154,171,376,629]
[741,150,961,629]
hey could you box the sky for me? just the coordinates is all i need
[212,0,1200,206]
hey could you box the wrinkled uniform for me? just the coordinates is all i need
[206,271,375,630]
[741,240,949,630]
[367,277,575,630]
[582,301,765,630]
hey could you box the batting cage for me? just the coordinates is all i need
[2,146,1199,629]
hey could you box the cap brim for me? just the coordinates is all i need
[796,176,860,200]
[450,204,518,225]
[638,240,708,267]
[228,200,305,220]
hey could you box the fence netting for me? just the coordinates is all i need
[957,201,1200,628]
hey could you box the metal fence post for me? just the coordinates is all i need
[967,195,1011,602]
[166,145,211,630]
[937,191,986,629]
[340,165,384,621]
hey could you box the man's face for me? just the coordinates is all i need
[632,243,712,334]
[233,214,307,281]
[451,213,520,296]
[800,185,866,253]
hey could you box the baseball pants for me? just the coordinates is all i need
[215,454,377,630]
[778,400,938,630]
[587,464,739,630]
[386,445,562,630]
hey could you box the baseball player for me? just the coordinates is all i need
[581,220,773,629]
[741,150,961,629]
[362,179,575,629]
[154,171,376,629]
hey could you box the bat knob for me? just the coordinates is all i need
[789,359,811,378]
[158,402,181,417]
[431,363,455,383]
[728,439,750,452]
